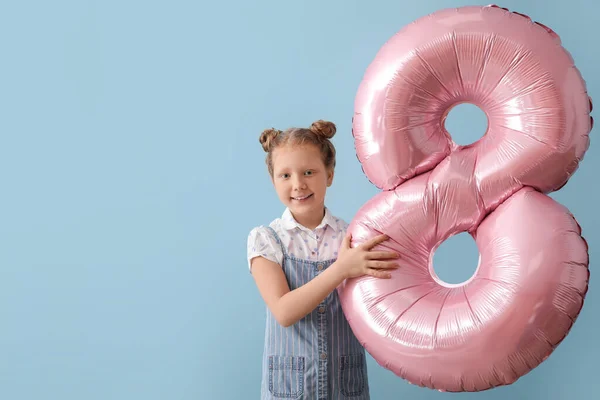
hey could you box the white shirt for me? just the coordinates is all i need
[247,207,349,270]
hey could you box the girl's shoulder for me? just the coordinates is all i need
[248,217,280,236]
[247,216,286,247]
[247,218,286,270]
[325,209,349,234]
[337,217,349,232]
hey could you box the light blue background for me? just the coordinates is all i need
[0,0,596,399]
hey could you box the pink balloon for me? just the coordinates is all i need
[340,4,592,392]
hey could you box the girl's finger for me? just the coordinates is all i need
[341,233,352,250]
[366,269,392,279]
[361,234,390,250]
[366,251,400,260]
[368,261,400,270]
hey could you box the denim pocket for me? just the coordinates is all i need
[268,355,305,398]
[339,354,366,397]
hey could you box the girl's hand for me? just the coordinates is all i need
[335,233,400,279]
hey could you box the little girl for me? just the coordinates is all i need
[247,120,400,399]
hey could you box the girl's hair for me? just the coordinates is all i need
[259,120,337,177]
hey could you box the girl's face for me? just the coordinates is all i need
[271,143,333,228]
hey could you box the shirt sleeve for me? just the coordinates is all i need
[247,226,284,271]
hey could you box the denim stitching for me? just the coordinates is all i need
[339,354,365,397]
[268,355,305,398]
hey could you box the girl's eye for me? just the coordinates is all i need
[304,170,313,176]
[281,173,290,179]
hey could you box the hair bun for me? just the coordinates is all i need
[310,120,336,139]
[259,128,281,152]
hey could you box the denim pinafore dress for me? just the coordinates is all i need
[260,227,370,399]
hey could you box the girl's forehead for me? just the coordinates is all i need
[273,145,323,169]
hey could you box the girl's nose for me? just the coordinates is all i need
[293,176,307,190]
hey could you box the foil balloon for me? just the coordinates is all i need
[339,4,593,392]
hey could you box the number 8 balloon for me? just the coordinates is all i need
[338,5,593,392]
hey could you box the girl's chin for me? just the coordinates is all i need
[288,200,325,216]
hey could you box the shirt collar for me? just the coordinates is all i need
[281,207,342,232]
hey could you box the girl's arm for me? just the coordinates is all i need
[251,256,346,327]
[251,234,399,327]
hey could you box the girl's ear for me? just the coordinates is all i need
[327,169,334,187]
